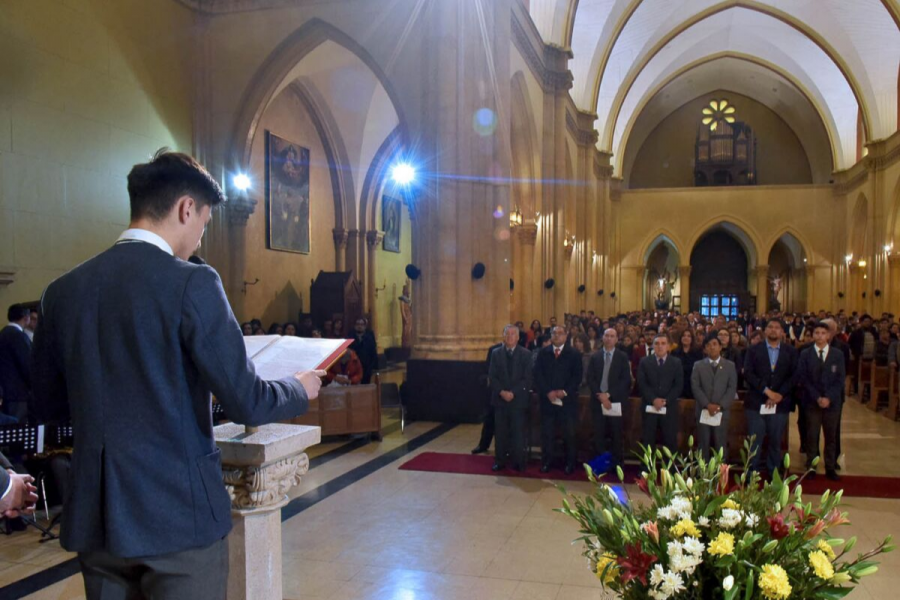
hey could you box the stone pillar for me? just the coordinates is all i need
[333,228,349,272]
[755,265,770,315]
[366,230,384,336]
[888,254,900,313]
[678,265,692,314]
[215,423,321,600]
[347,229,365,288]
[516,223,538,323]
[806,264,816,312]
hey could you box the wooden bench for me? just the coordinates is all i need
[887,366,900,421]
[286,375,382,439]
[867,365,891,411]
[858,359,873,402]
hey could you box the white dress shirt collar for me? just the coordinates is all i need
[117,229,174,256]
[814,343,830,361]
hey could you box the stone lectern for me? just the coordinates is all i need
[214,423,321,600]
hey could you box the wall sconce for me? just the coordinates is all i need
[241,278,259,295]
[885,244,893,253]
[374,279,387,299]
[845,254,853,264]
[509,205,523,228]
[858,259,867,268]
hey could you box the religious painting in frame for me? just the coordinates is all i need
[382,195,401,253]
[266,131,311,254]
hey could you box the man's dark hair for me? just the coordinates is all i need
[764,318,785,330]
[7,304,29,323]
[127,150,226,222]
[704,334,721,346]
[812,322,830,332]
[861,314,873,322]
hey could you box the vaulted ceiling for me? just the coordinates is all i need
[529,0,900,174]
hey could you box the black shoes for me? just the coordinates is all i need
[826,470,841,481]
[539,464,551,474]
[564,465,576,476]
[471,446,488,455]
[491,463,505,472]
[806,472,817,481]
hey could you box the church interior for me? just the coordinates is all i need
[2,0,900,598]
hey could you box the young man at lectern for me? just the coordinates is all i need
[31,151,324,600]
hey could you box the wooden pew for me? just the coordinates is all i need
[858,359,873,402]
[887,366,900,421]
[867,364,891,411]
[286,375,382,439]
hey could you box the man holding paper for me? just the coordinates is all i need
[743,319,798,478]
[638,334,683,453]
[32,151,324,600]
[587,328,631,468]
[535,326,583,474]
[691,335,737,461]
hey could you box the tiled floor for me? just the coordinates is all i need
[2,397,899,599]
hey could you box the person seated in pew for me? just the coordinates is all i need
[874,328,892,367]
[325,350,363,386]
[587,328,631,469]
[798,322,846,481]
[638,333,683,454]
[691,335,737,461]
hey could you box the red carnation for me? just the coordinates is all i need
[636,476,651,496]
[767,513,790,540]
[616,541,658,586]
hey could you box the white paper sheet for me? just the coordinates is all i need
[760,404,777,415]
[699,409,723,427]
[601,402,622,417]
[245,336,350,381]
[645,405,667,415]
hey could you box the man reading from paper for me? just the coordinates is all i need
[31,151,324,600]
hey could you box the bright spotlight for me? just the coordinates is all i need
[233,173,251,191]
[391,163,415,185]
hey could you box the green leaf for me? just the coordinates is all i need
[743,570,755,600]
[814,587,853,600]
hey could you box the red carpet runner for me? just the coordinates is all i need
[398,452,900,499]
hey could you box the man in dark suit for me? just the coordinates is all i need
[31,151,324,600]
[0,449,38,518]
[0,304,32,422]
[824,318,850,465]
[587,328,631,468]
[534,326,583,474]
[799,322,846,481]
[743,319,798,477]
[488,325,533,472]
[349,317,377,384]
[691,335,738,461]
[472,340,503,454]
[638,333,683,453]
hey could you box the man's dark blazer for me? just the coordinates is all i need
[533,345,582,415]
[489,345,533,409]
[742,341,798,414]
[0,324,31,415]
[349,330,377,382]
[799,345,845,411]
[31,241,309,559]
[586,348,631,404]
[637,354,683,408]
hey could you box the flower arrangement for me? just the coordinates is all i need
[557,440,893,600]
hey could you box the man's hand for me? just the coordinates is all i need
[652,398,666,410]
[295,370,328,399]
[500,391,514,402]
[596,392,610,403]
[707,403,720,416]
[0,473,38,517]
[817,397,831,409]
[547,391,558,402]
[334,374,351,385]
[601,396,612,410]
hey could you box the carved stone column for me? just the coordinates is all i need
[366,231,384,337]
[888,254,900,313]
[215,423,321,600]
[755,265,770,315]
[333,228,349,272]
[515,223,537,323]
[805,264,816,312]
[678,265,692,313]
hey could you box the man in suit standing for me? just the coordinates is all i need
[0,304,32,422]
[691,335,738,461]
[0,449,38,518]
[799,322,846,481]
[489,325,532,472]
[743,319,798,478]
[31,151,325,600]
[587,328,631,468]
[534,326,583,474]
[638,334,683,453]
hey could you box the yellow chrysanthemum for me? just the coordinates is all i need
[817,539,836,560]
[708,532,735,556]
[595,554,618,584]
[759,564,792,600]
[809,550,835,580]
[671,519,701,538]
[722,498,741,510]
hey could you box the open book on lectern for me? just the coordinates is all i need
[243,335,353,381]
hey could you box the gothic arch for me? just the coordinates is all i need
[639,230,684,266]
[229,18,409,230]
[763,227,813,267]
[687,217,761,268]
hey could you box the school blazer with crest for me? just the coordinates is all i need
[798,345,846,411]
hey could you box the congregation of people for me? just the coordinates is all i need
[472,308,897,483]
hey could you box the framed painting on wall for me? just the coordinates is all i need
[266,131,311,254]
[382,195,401,253]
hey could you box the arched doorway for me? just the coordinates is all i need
[643,235,681,312]
[767,233,808,313]
[690,227,751,318]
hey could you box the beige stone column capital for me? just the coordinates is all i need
[365,230,385,247]
[754,264,770,277]
[333,228,349,271]
[677,265,692,277]
[805,264,816,276]
[332,228,349,248]
[888,252,900,266]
